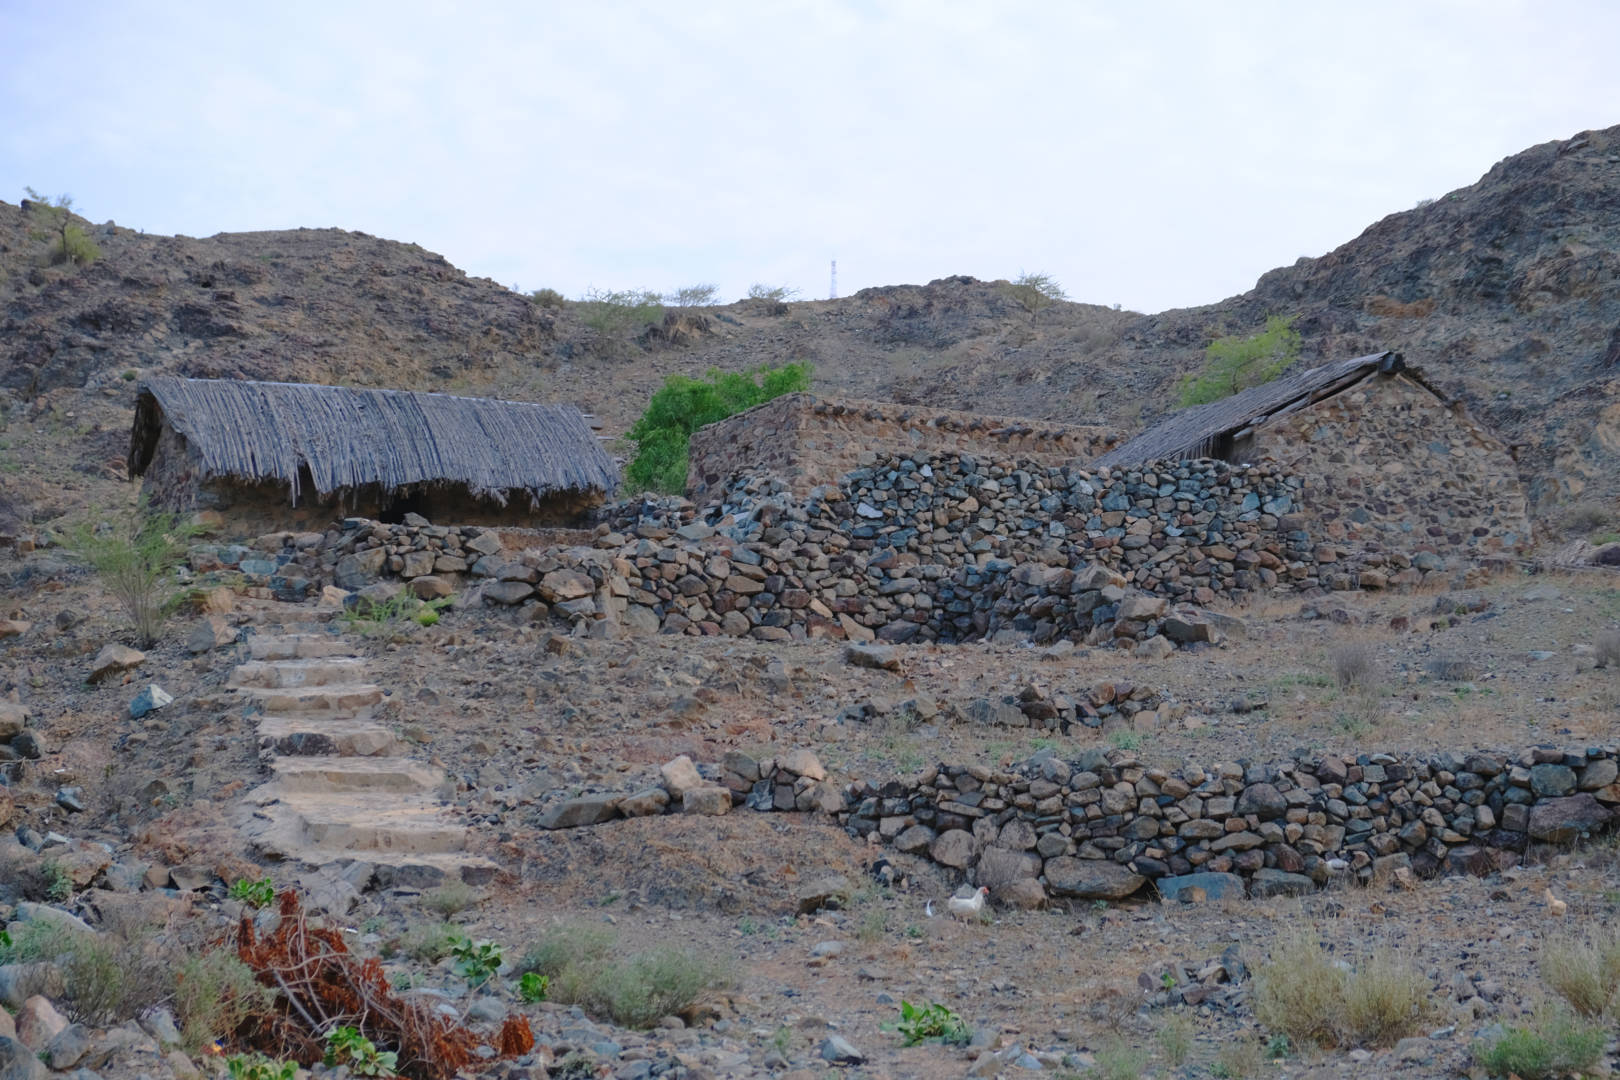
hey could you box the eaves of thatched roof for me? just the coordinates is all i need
[1092,351,1404,468]
[130,377,619,505]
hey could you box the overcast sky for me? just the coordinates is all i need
[3,1,1616,314]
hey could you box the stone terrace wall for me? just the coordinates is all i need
[686,393,1119,506]
[1248,373,1530,555]
[836,745,1620,904]
[248,447,1482,648]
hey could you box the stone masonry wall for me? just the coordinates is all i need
[686,393,1119,506]
[1247,373,1530,555]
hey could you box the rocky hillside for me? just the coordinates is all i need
[2,124,1617,529]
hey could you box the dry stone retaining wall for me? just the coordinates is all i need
[686,393,1119,506]
[838,745,1620,903]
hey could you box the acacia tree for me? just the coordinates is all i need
[1004,272,1066,323]
[23,187,100,266]
[1177,315,1301,406]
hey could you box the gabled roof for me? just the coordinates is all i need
[1092,351,1402,468]
[130,377,619,505]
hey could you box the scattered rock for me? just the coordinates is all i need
[14,996,66,1051]
[844,643,899,671]
[660,755,704,799]
[796,874,852,914]
[88,643,144,683]
[128,684,173,719]
[186,616,236,654]
[818,1035,864,1065]
[681,787,732,816]
[535,795,621,830]
[0,1035,47,1080]
[0,703,26,740]
[1044,857,1145,900]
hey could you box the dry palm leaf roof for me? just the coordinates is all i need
[130,376,618,505]
[1092,351,1402,468]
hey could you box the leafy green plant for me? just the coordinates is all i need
[61,500,201,647]
[1472,1005,1607,1079]
[226,1055,298,1080]
[230,877,276,909]
[625,363,811,493]
[1002,271,1066,322]
[895,1000,970,1047]
[24,187,100,266]
[518,972,550,1003]
[447,933,502,987]
[1177,314,1301,406]
[340,591,450,634]
[324,1025,398,1076]
[1107,729,1143,752]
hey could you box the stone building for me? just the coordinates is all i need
[129,377,618,535]
[685,391,1119,505]
[1093,351,1530,554]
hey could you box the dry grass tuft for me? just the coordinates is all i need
[1539,927,1620,1018]
[1595,629,1620,670]
[1329,642,1377,690]
[1254,932,1432,1050]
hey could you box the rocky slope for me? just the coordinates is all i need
[2,124,1617,530]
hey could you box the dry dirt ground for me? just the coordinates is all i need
[7,549,1620,1078]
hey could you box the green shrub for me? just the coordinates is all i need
[61,500,200,647]
[24,187,100,266]
[446,933,502,987]
[1177,314,1300,406]
[229,877,276,909]
[6,919,175,1026]
[517,924,615,980]
[419,881,480,918]
[745,283,800,303]
[324,1026,398,1077]
[1002,271,1066,321]
[174,950,271,1052]
[545,941,729,1029]
[895,1000,970,1046]
[387,921,459,963]
[530,287,566,308]
[624,363,812,494]
[578,288,665,341]
[669,283,719,306]
[1472,1006,1607,1079]
[227,1055,298,1080]
[1091,1039,1149,1080]
[518,972,550,1003]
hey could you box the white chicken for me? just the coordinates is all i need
[944,886,990,922]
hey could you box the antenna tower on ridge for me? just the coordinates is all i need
[830,259,837,300]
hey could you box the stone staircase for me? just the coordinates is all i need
[230,631,494,885]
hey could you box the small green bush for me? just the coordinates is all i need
[24,187,101,266]
[324,1026,398,1077]
[578,288,665,341]
[624,363,812,494]
[1091,1039,1149,1080]
[447,933,502,987]
[6,919,175,1026]
[175,950,272,1052]
[530,287,566,308]
[1178,314,1300,406]
[669,283,719,306]
[1472,1006,1607,1079]
[745,283,800,303]
[895,1000,970,1047]
[545,941,729,1029]
[518,972,550,1003]
[227,1055,299,1080]
[388,921,459,963]
[62,500,200,647]
[230,877,276,909]
[518,924,615,980]
[420,881,480,918]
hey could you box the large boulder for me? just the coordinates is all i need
[534,795,621,830]
[334,547,387,589]
[88,644,144,683]
[1155,872,1246,903]
[660,755,704,798]
[1528,794,1612,843]
[1045,857,1145,900]
[0,703,26,740]
[930,829,977,868]
[0,1035,47,1080]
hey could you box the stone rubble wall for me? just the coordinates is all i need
[686,393,1120,507]
[835,745,1619,904]
[1247,373,1531,555]
[205,446,1497,648]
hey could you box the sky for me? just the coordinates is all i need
[2,1,1617,314]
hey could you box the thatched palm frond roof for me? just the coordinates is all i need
[1092,351,1401,468]
[130,377,618,504]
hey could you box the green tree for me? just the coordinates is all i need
[669,283,719,306]
[1003,271,1066,322]
[577,288,665,346]
[1177,314,1301,406]
[625,363,812,493]
[24,187,100,266]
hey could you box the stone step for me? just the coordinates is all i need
[257,716,402,758]
[270,756,443,795]
[292,795,470,853]
[237,683,384,715]
[229,658,370,689]
[249,634,355,661]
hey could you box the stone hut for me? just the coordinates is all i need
[686,392,1119,506]
[1094,351,1530,555]
[130,377,619,534]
